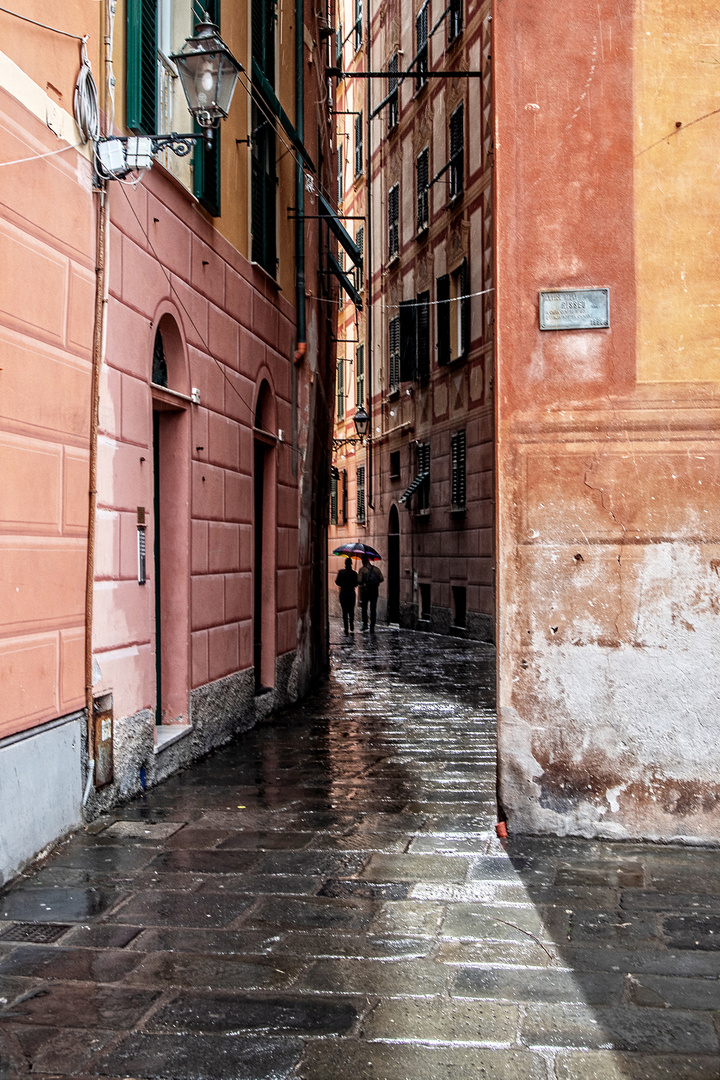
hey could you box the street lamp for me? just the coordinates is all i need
[171,17,243,147]
[333,404,371,450]
[95,16,242,178]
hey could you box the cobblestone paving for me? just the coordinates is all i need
[1,624,719,1078]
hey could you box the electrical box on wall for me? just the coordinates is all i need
[93,693,114,788]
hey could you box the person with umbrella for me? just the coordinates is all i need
[358,552,383,632]
[335,557,359,634]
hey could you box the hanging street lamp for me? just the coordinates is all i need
[95,15,242,179]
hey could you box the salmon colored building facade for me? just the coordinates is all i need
[0,0,336,881]
[494,0,720,842]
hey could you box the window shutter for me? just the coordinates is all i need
[330,467,338,525]
[416,148,428,232]
[336,358,345,419]
[357,464,366,523]
[416,3,428,89]
[194,128,221,216]
[416,293,430,383]
[355,112,363,175]
[437,274,450,365]
[388,53,399,130]
[450,104,464,198]
[388,184,399,258]
[127,0,157,135]
[399,299,416,383]
[451,430,466,508]
[354,0,363,51]
[356,343,365,406]
[355,227,364,292]
[253,0,275,82]
[389,315,400,390]
[342,469,348,524]
[251,112,277,274]
[460,258,470,359]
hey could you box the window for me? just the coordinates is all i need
[416,2,428,91]
[416,293,430,382]
[336,358,345,420]
[397,294,429,383]
[452,585,466,627]
[127,0,158,136]
[388,53,399,131]
[448,0,462,44]
[354,0,363,52]
[417,441,430,511]
[416,147,429,233]
[251,109,276,273]
[419,582,431,618]
[336,23,343,68]
[451,429,466,510]
[389,450,401,478]
[337,139,344,205]
[389,315,400,392]
[127,0,219,213]
[388,183,399,260]
[355,343,365,409]
[337,249,344,310]
[449,103,464,200]
[341,469,348,524]
[251,0,276,270]
[357,464,366,523]
[355,112,363,176]
[330,467,339,525]
[355,227,364,293]
[437,258,469,365]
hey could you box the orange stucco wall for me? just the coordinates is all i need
[495,0,720,841]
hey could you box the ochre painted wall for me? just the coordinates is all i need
[495,0,720,842]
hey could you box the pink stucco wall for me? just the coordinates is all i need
[0,88,94,739]
[93,165,299,726]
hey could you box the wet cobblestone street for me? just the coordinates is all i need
[1,624,720,1079]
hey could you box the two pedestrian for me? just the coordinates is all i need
[358,552,383,632]
[335,557,359,633]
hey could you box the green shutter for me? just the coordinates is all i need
[194,128,221,216]
[437,274,450,365]
[399,299,416,383]
[127,0,157,135]
[192,1,221,216]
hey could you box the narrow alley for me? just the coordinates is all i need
[0,626,718,1079]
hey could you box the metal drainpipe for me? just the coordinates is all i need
[294,0,306,362]
[365,0,373,509]
[85,183,108,794]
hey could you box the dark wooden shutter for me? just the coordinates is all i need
[450,104,464,198]
[460,258,470,359]
[193,0,221,215]
[389,316,400,390]
[399,300,416,383]
[355,112,363,175]
[416,3,428,89]
[388,54,399,130]
[388,184,399,258]
[416,148,428,232]
[253,0,275,82]
[451,430,466,508]
[342,469,348,524]
[330,467,338,525]
[127,0,157,135]
[356,464,366,523]
[437,274,450,366]
[355,343,365,406]
[416,293,430,382]
[355,227,364,292]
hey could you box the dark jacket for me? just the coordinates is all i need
[335,567,359,601]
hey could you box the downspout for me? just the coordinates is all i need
[293,0,306,363]
[365,0,373,509]
[85,183,108,803]
[85,1,113,805]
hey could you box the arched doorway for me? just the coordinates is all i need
[253,379,277,692]
[387,504,400,624]
[151,314,190,727]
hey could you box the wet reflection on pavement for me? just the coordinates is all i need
[0,624,718,1079]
